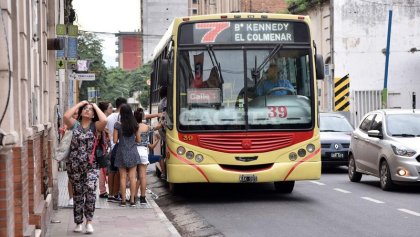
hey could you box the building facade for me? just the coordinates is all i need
[0,0,64,236]
[197,0,288,14]
[297,0,420,125]
[141,0,188,63]
[116,32,142,70]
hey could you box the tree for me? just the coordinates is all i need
[77,32,107,101]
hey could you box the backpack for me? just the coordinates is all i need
[95,131,110,168]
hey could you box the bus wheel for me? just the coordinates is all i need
[274,181,295,193]
[168,182,178,195]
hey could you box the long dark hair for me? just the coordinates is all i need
[77,103,99,122]
[133,107,145,123]
[119,104,138,137]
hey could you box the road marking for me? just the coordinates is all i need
[361,197,385,204]
[333,188,351,193]
[310,181,325,186]
[398,209,420,217]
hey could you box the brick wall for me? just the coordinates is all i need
[241,0,288,13]
[27,133,43,229]
[0,151,15,237]
[12,144,30,237]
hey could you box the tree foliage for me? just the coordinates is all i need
[286,0,323,13]
[77,32,107,101]
[76,32,152,108]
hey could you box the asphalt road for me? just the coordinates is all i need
[148,166,420,237]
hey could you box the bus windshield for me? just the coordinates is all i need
[178,46,314,131]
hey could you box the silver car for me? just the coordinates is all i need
[348,109,420,190]
[320,112,353,167]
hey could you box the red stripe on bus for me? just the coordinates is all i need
[283,148,320,181]
[168,147,210,182]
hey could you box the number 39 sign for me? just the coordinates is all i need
[268,106,288,118]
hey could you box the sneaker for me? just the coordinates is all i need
[130,201,136,207]
[119,201,126,207]
[73,224,83,233]
[68,198,74,206]
[139,196,147,205]
[114,194,122,203]
[107,196,115,202]
[99,192,108,198]
[161,173,167,180]
[85,223,94,234]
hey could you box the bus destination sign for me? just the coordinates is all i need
[180,20,306,45]
[231,22,293,43]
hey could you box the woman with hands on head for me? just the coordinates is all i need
[63,100,107,234]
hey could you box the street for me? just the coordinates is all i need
[148,166,420,237]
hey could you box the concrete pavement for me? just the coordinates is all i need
[46,170,180,236]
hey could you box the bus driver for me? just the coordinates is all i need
[256,60,295,96]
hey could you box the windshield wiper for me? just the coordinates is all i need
[251,44,283,81]
[321,129,339,132]
[391,133,416,137]
[206,45,224,84]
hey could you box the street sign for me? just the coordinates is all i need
[75,73,96,81]
[57,59,65,69]
[67,37,78,62]
[56,24,66,35]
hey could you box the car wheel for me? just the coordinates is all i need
[380,160,394,191]
[348,154,362,182]
[274,181,295,193]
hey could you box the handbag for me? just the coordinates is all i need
[89,132,110,168]
[95,143,110,168]
[54,129,73,162]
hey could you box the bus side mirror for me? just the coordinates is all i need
[159,59,169,87]
[315,54,325,80]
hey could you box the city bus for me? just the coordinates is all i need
[150,13,324,193]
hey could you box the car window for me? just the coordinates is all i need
[371,114,383,132]
[359,114,375,132]
[387,114,420,136]
[320,115,353,132]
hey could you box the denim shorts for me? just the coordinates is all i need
[137,146,149,165]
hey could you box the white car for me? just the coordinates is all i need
[348,109,420,190]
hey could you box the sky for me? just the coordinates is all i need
[72,0,141,68]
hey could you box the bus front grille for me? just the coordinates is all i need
[198,133,295,153]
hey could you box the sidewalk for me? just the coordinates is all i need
[46,169,180,236]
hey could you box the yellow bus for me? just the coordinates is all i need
[150,13,324,193]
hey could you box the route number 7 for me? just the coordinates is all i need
[196,22,230,43]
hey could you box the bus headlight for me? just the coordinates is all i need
[186,151,194,159]
[177,146,186,155]
[306,144,315,153]
[195,154,204,163]
[289,152,297,161]
[298,149,306,157]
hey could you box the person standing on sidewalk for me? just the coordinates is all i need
[106,97,127,203]
[97,101,113,199]
[64,101,107,234]
[113,104,142,207]
[133,108,161,205]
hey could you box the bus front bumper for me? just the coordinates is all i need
[166,161,321,183]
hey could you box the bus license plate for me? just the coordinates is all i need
[239,174,257,183]
[331,152,344,158]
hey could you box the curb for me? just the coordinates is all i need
[148,194,181,237]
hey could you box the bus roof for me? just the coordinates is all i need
[151,13,310,61]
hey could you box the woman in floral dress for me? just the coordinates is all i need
[63,100,107,234]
